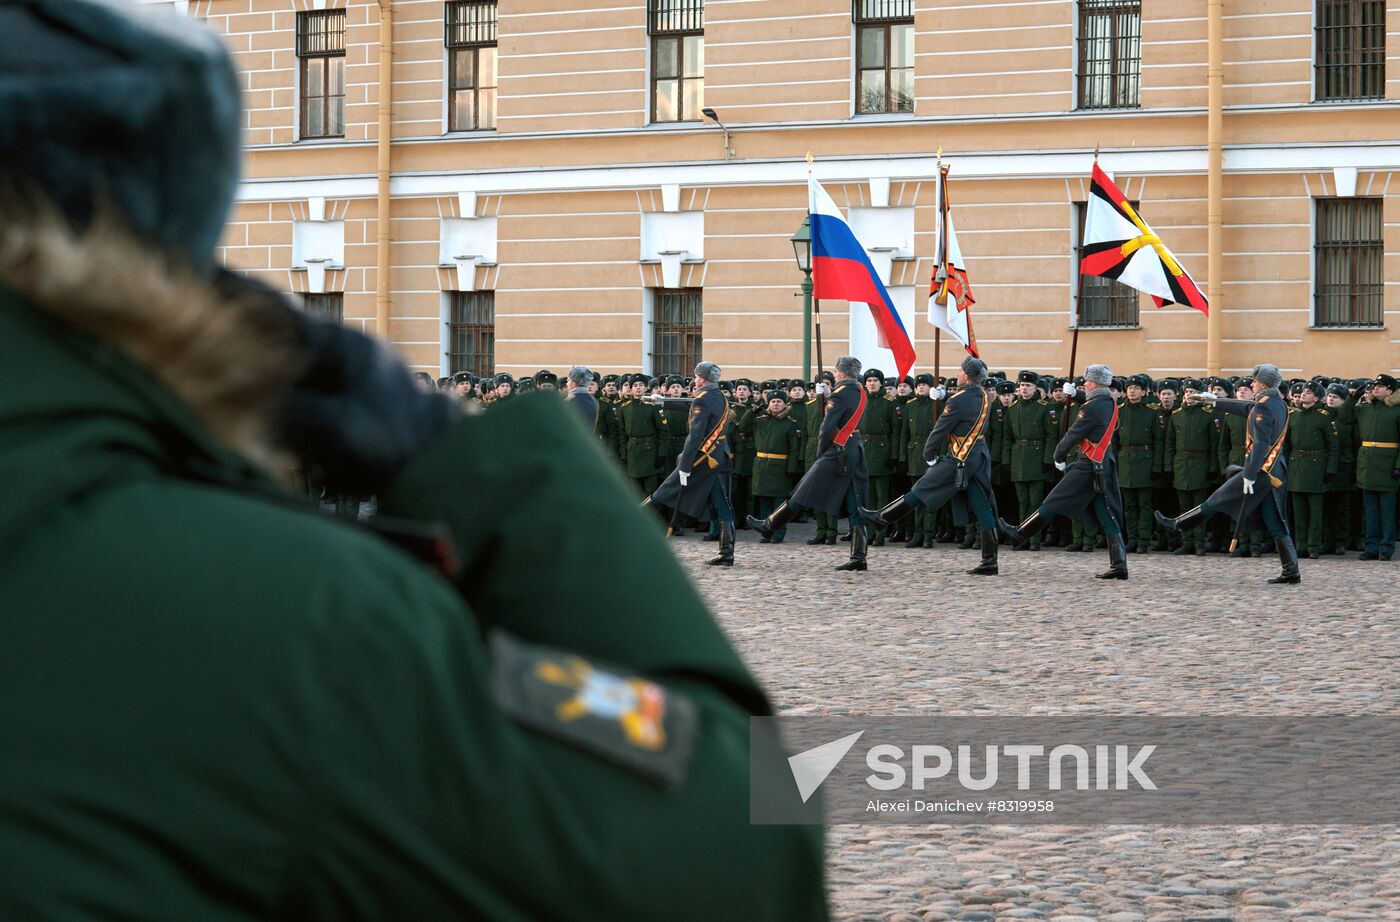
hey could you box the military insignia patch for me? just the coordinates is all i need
[490,632,698,788]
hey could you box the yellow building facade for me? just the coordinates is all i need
[154,0,1400,380]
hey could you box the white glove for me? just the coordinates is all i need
[1062,382,1077,397]
[816,383,829,396]
[1054,460,1067,472]
[927,457,938,467]
[641,394,663,405]
[1191,391,1219,406]
[931,386,946,400]
[1242,477,1254,495]
[678,470,690,486]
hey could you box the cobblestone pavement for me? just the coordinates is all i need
[675,524,1400,922]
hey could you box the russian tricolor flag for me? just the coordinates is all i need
[808,177,916,380]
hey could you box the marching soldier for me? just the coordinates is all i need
[895,373,939,547]
[1004,370,1057,551]
[740,390,803,543]
[1355,372,1400,560]
[1115,373,1160,554]
[998,364,1128,579]
[644,362,737,566]
[858,368,898,546]
[1284,381,1338,559]
[730,379,757,529]
[619,374,666,497]
[1158,364,1299,583]
[860,357,1002,576]
[1162,377,1218,555]
[1323,382,1359,554]
[750,356,873,572]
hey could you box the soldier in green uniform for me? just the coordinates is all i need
[1113,374,1160,553]
[858,368,898,546]
[596,373,623,459]
[740,390,803,542]
[1356,373,1400,560]
[729,379,757,529]
[802,372,836,544]
[1004,370,1057,550]
[656,375,692,533]
[619,375,666,497]
[1284,381,1339,558]
[1163,378,1218,555]
[1151,379,1179,549]
[1323,382,1359,554]
[989,379,1017,540]
[1058,379,1102,552]
[896,373,939,547]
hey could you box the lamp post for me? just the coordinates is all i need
[790,216,813,382]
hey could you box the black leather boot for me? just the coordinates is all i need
[859,496,912,530]
[1268,536,1301,584]
[1155,505,1208,536]
[997,512,1046,548]
[959,528,976,550]
[1096,532,1129,580]
[748,502,796,540]
[836,526,868,571]
[708,522,735,566]
[967,529,999,576]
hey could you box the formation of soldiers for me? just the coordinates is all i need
[428,365,1400,564]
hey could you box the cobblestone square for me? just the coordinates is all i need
[678,525,1400,922]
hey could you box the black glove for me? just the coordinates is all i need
[276,310,457,495]
[1323,472,1334,484]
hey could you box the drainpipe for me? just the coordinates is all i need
[1206,0,1223,375]
[375,0,393,339]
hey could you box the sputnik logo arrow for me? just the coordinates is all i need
[788,730,865,803]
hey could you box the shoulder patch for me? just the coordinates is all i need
[490,632,698,788]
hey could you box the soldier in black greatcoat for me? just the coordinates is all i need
[644,361,737,566]
[858,356,1003,576]
[998,364,1130,580]
[1155,362,1301,584]
[749,355,872,571]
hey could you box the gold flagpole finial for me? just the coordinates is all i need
[805,151,814,174]
[936,145,943,159]
[1093,143,1101,163]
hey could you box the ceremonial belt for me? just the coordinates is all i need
[1080,401,1119,463]
[1014,438,1043,446]
[1362,441,1399,449]
[949,390,991,463]
[833,386,868,447]
[1245,412,1288,488]
[691,400,731,470]
[1120,444,1149,452]
[756,452,788,460]
[1290,449,1325,458]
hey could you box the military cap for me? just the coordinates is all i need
[516,377,535,392]
[451,371,474,385]
[494,372,515,385]
[1302,381,1325,398]
[834,355,862,377]
[1128,374,1152,390]
[914,372,936,387]
[718,379,733,390]
[1252,363,1283,388]
[1239,376,1254,389]
[990,370,1008,381]
[601,373,620,384]
[1289,381,1306,394]
[995,380,1016,395]
[1180,377,1204,392]
[413,371,435,386]
[664,374,684,388]
[1053,377,1069,389]
[943,376,958,389]
[1376,373,1399,390]
[766,389,788,404]
[1110,377,1126,391]
[436,376,452,389]
[883,377,897,388]
[759,379,776,391]
[901,375,915,387]
[1158,378,1181,392]
[1326,382,1350,399]
[818,369,836,385]
[735,378,754,388]
[1016,370,1038,385]
[534,369,558,385]
[862,368,885,383]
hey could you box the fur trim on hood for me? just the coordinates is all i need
[0,198,306,470]
[1387,390,1400,409]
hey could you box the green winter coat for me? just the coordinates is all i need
[1285,404,1339,494]
[1219,411,1248,470]
[741,407,802,497]
[619,397,666,478]
[801,397,824,469]
[859,392,898,476]
[731,400,757,476]
[1329,400,1359,493]
[1356,392,1400,492]
[660,405,689,468]
[899,395,938,477]
[1004,398,1057,482]
[1164,404,1219,490]
[1114,398,1160,489]
[0,276,824,922]
[597,395,623,459]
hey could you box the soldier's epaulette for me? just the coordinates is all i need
[1147,401,1162,410]
[1038,398,1050,406]
[884,394,895,402]
[1319,408,1329,416]
[1172,407,1183,415]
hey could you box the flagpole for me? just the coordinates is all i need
[807,152,826,401]
[933,146,943,383]
[1069,145,1100,378]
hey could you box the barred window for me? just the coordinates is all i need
[1077,0,1141,110]
[301,292,344,324]
[1074,202,1140,328]
[1315,0,1385,102]
[651,289,702,376]
[854,0,914,114]
[650,0,703,122]
[447,291,495,375]
[297,10,345,139]
[1314,198,1383,328]
[446,1,497,131]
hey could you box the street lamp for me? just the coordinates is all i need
[790,215,813,381]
